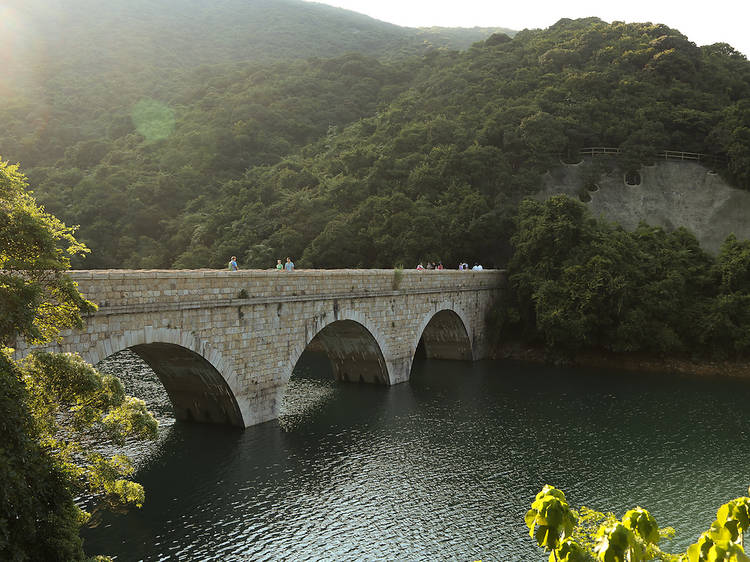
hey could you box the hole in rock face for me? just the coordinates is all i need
[625,170,641,186]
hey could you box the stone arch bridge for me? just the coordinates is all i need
[15,269,504,428]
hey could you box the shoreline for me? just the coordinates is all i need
[493,342,750,379]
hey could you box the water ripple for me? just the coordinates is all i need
[82,353,750,561]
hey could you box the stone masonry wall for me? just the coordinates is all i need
[16,269,505,427]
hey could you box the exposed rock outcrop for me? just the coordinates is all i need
[538,160,750,253]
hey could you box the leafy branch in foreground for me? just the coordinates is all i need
[0,158,96,347]
[526,485,750,561]
[20,352,158,510]
[1,156,158,560]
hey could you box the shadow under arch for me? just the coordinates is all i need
[89,328,244,427]
[288,315,391,386]
[414,307,473,362]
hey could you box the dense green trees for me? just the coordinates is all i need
[496,195,750,361]
[0,351,86,561]
[6,53,425,269]
[3,8,750,270]
[160,18,750,268]
[0,159,95,347]
[3,12,750,269]
[0,158,157,560]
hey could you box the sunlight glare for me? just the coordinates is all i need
[0,5,36,95]
[131,99,176,143]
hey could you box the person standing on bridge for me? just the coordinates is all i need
[285,257,295,271]
[276,259,283,271]
[228,256,238,271]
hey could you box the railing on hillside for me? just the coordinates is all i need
[659,150,703,161]
[579,147,621,157]
[579,147,726,166]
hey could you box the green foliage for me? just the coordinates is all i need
[19,352,158,509]
[716,236,750,294]
[0,350,86,561]
[555,539,590,562]
[525,485,578,552]
[0,160,157,559]
[7,0,501,92]
[528,487,750,562]
[0,158,96,346]
[497,194,750,361]
[687,522,750,562]
[131,99,175,143]
[5,13,750,270]
[622,508,661,547]
[594,522,643,561]
[717,498,750,546]
[392,266,404,290]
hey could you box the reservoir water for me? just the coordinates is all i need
[82,350,750,560]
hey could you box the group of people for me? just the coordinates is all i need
[276,258,294,271]
[229,255,483,271]
[416,261,444,270]
[228,256,295,271]
[417,261,484,270]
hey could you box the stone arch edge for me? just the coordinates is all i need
[284,308,395,386]
[81,327,247,427]
[410,299,476,366]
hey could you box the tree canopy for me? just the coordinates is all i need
[0,158,95,346]
[496,194,750,361]
[0,157,157,560]
[2,14,750,269]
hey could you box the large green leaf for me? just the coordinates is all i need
[622,507,660,545]
[717,498,750,542]
[526,485,578,551]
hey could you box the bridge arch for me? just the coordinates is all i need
[86,328,245,427]
[412,303,474,364]
[286,309,391,386]
[16,269,505,427]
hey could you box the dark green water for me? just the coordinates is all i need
[84,351,750,561]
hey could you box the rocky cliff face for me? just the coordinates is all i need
[538,160,750,253]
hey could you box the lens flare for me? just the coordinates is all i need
[131,99,176,143]
[0,6,36,95]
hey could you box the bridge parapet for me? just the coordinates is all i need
[67,269,504,312]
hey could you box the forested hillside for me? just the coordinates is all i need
[165,18,750,270]
[2,6,750,269]
[2,0,507,168]
[5,0,508,79]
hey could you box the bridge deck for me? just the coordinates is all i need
[67,269,504,314]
